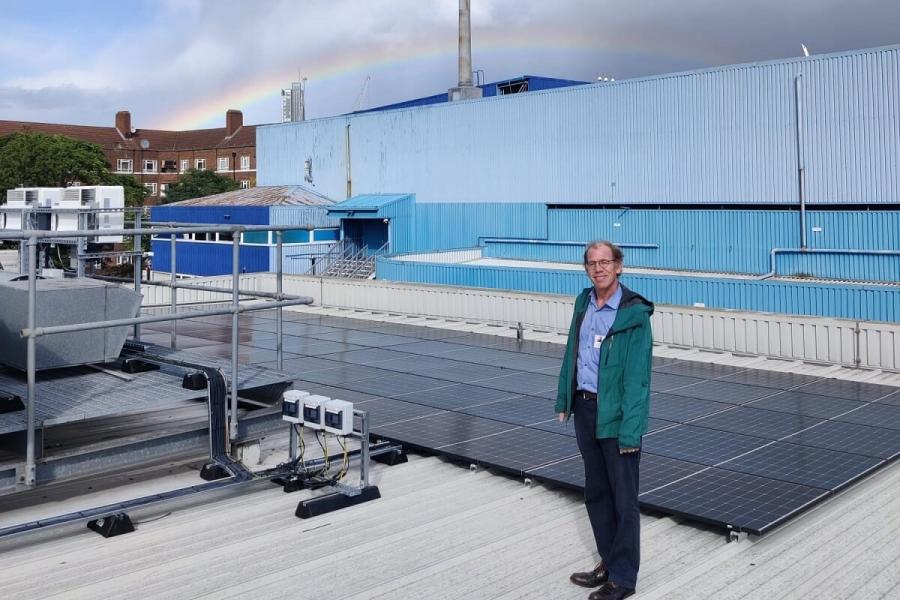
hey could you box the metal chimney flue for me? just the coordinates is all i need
[449,0,483,101]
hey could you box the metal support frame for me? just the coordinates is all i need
[758,247,900,280]
[0,221,314,490]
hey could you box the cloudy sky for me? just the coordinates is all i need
[1,0,897,130]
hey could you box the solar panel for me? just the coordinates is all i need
[641,425,770,466]
[795,379,899,402]
[371,412,518,450]
[416,363,514,384]
[719,441,883,490]
[459,395,556,426]
[878,390,900,407]
[638,454,708,494]
[353,398,446,427]
[472,372,558,396]
[336,373,451,398]
[690,406,824,439]
[781,420,900,460]
[526,455,584,489]
[638,467,829,535]
[744,390,867,419]
[317,347,417,365]
[666,380,777,405]
[293,364,392,386]
[652,361,746,379]
[834,402,900,431]
[650,393,733,422]
[718,369,821,390]
[395,382,518,410]
[650,373,705,393]
[440,427,581,473]
[528,418,576,437]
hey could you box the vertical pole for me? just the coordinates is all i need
[289,425,298,464]
[230,232,241,440]
[345,124,352,199]
[76,211,85,278]
[170,235,177,348]
[794,73,807,250]
[359,411,370,487]
[133,210,142,340]
[25,237,37,487]
[458,0,474,87]
[276,230,284,371]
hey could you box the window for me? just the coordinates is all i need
[218,232,234,242]
[313,228,340,242]
[242,231,269,244]
[143,182,157,195]
[160,183,169,197]
[143,159,157,173]
[240,155,250,170]
[162,160,177,172]
[195,158,207,170]
[217,157,229,171]
[240,179,250,189]
[283,230,310,244]
[180,159,189,173]
[116,159,133,173]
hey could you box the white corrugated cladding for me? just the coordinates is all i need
[257,45,900,205]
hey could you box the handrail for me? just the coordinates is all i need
[757,247,900,280]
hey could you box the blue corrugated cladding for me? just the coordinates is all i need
[398,203,547,253]
[150,205,269,225]
[269,206,339,229]
[153,241,269,276]
[258,46,900,205]
[376,258,900,323]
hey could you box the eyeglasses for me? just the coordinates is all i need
[585,259,618,269]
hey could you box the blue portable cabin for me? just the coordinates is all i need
[150,185,339,276]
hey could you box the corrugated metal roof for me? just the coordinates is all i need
[165,185,334,207]
[328,193,412,212]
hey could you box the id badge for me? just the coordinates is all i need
[593,334,604,349]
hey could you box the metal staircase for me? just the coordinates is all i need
[306,241,388,279]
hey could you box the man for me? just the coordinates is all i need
[555,240,653,600]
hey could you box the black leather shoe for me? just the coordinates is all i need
[588,581,635,600]
[569,562,609,588]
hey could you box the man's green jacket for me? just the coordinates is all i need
[554,284,654,449]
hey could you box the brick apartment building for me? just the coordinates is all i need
[0,109,257,204]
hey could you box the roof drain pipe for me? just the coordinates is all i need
[795,72,807,250]
[757,248,900,280]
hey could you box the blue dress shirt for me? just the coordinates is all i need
[576,285,622,394]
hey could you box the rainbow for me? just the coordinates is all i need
[161,24,723,131]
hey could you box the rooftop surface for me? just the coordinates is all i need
[0,306,897,598]
[163,185,335,207]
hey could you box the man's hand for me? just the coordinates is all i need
[558,412,566,422]
[619,447,640,455]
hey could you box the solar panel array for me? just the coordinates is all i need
[141,308,900,535]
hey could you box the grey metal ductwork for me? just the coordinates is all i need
[0,274,142,371]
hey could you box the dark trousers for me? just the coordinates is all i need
[573,393,641,589]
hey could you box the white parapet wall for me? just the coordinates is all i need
[141,273,900,371]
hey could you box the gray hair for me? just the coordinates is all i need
[583,240,624,265]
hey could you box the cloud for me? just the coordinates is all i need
[0,0,897,128]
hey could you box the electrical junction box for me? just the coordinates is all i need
[281,390,310,424]
[324,399,354,435]
[301,395,329,430]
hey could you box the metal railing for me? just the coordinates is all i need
[0,221,315,488]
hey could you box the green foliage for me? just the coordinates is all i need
[0,132,108,192]
[0,132,147,206]
[164,168,240,203]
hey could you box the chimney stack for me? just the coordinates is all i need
[226,109,243,136]
[449,0,483,101]
[115,111,132,137]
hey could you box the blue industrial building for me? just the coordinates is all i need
[150,186,340,276]
[195,46,900,322]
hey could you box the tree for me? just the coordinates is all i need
[163,168,240,203]
[0,132,146,206]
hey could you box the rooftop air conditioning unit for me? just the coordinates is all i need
[64,186,125,243]
[2,188,60,232]
[53,187,86,233]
